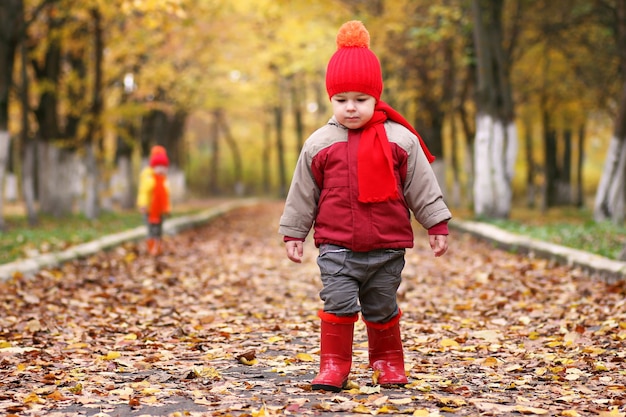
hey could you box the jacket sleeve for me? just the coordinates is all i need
[164,179,172,214]
[136,167,154,209]
[278,144,320,239]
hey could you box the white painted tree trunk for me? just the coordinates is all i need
[593,134,626,223]
[38,141,82,216]
[431,159,447,201]
[107,155,134,209]
[82,144,99,219]
[473,113,518,218]
[0,131,10,229]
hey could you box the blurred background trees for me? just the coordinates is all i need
[0,0,625,227]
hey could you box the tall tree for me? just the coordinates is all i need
[0,0,24,230]
[594,0,626,223]
[471,0,519,218]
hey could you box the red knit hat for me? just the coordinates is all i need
[150,147,169,167]
[150,145,166,157]
[325,21,383,100]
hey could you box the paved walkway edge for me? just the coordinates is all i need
[451,219,626,283]
[0,198,261,282]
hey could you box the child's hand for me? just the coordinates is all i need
[429,234,448,257]
[285,240,304,263]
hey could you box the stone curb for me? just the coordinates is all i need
[0,198,260,282]
[450,219,626,283]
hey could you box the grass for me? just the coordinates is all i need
[0,199,222,265]
[0,210,146,264]
[480,206,626,261]
[1,202,625,265]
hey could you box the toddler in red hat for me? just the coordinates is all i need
[137,145,171,256]
[279,21,452,391]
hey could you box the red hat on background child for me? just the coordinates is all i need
[325,21,383,101]
[149,146,169,167]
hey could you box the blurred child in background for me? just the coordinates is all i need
[137,145,171,256]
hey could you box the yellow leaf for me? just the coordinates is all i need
[47,390,67,401]
[352,404,372,413]
[359,385,380,394]
[514,405,549,415]
[437,396,467,406]
[67,342,88,349]
[296,353,314,362]
[377,405,400,413]
[251,404,267,417]
[192,366,221,379]
[101,351,122,360]
[390,398,413,405]
[345,380,360,390]
[482,357,499,367]
[239,357,258,366]
[440,338,459,348]
[0,340,11,348]
[23,392,45,404]
[413,410,431,417]
[268,336,283,343]
[69,383,83,394]
[372,368,381,384]
[143,396,158,404]
[561,410,581,417]
[141,387,161,395]
[124,333,138,340]
[598,408,626,417]
[595,362,608,371]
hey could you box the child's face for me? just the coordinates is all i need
[331,92,376,129]
[153,165,168,175]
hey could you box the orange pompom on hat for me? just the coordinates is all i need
[150,145,166,157]
[149,146,169,167]
[325,21,383,100]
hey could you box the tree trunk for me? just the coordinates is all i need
[20,40,37,224]
[593,0,626,223]
[262,110,271,195]
[0,0,24,230]
[523,115,536,208]
[471,0,517,218]
[82,8,104,219]
[217,110,243,196]
[290,73,305,154]
[575,123,585,207]
[542,109,558,208]
[209,110,220,194]
[20,139,37,224]
[38,141,80,217]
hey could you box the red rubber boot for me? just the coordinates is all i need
[146,238,156,255]
[311,310,358,392]
[364,310,409,386]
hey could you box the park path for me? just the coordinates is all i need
[0,201,625,416]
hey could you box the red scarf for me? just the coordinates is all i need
[148,173,168,223]
[357,101,435,203]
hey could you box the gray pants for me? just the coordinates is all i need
[317,244,405,323]
[145,215,163,239]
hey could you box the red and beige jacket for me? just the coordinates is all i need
[278,117,451,252]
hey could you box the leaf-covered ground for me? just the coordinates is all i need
[1,201,625,417]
